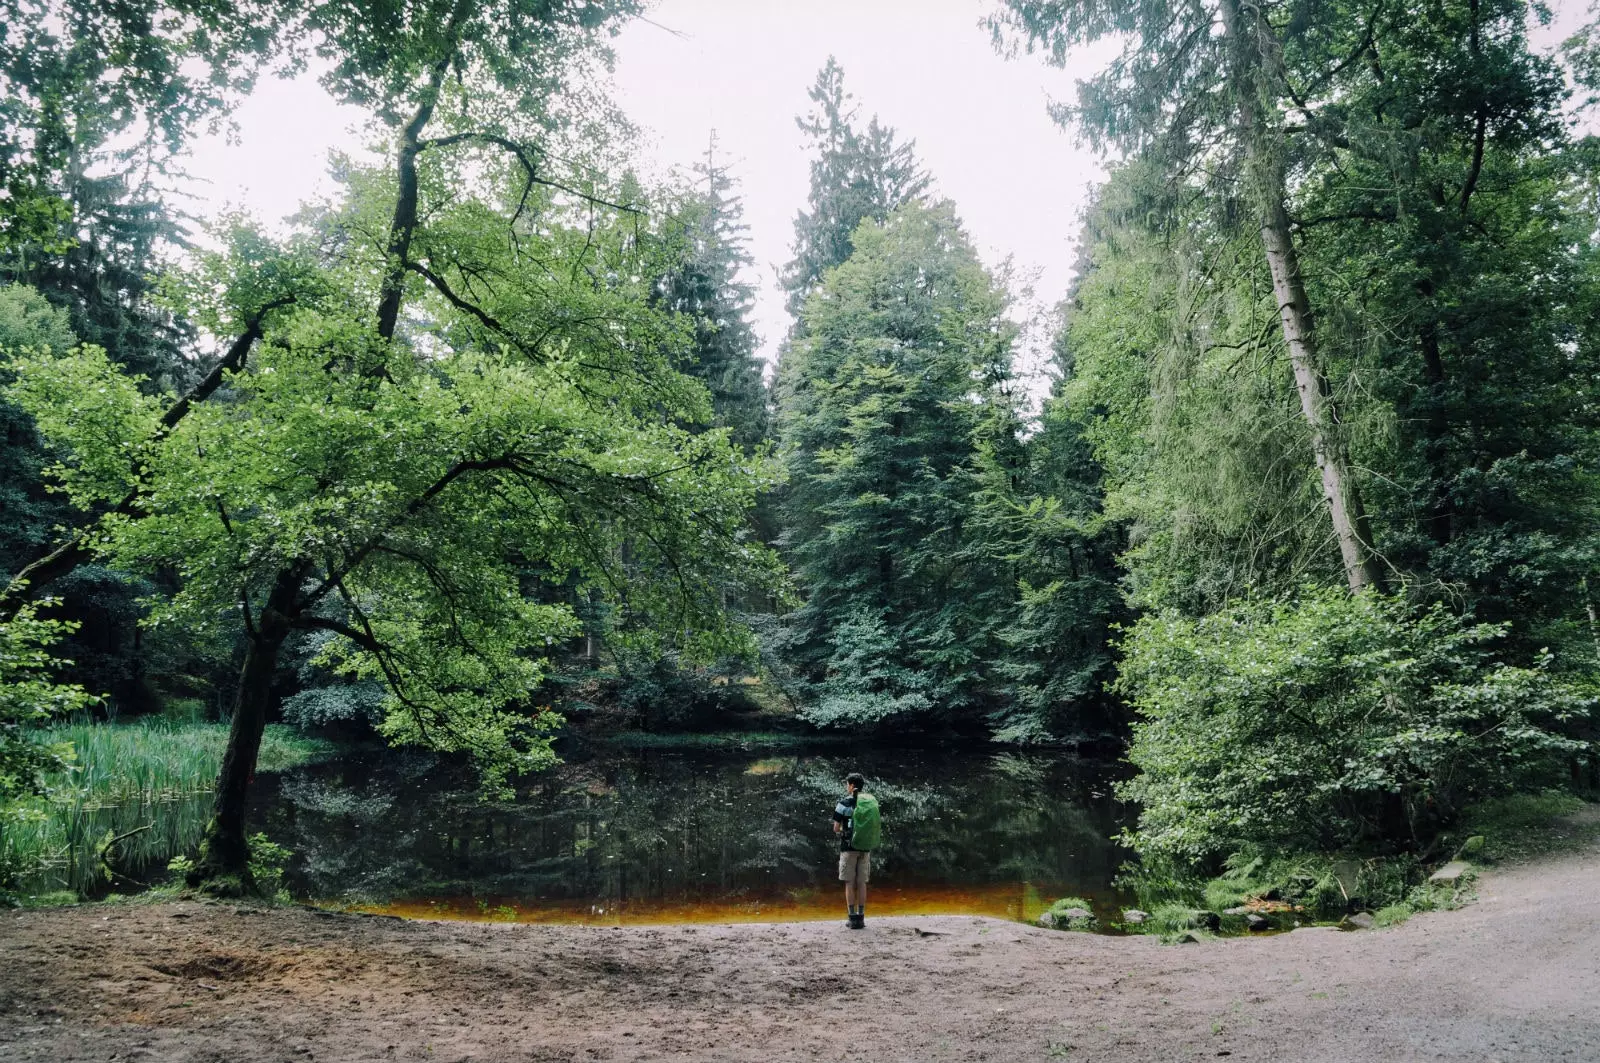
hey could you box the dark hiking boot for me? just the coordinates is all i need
[849,911,864,929]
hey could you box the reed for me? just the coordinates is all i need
[1,719,335,899]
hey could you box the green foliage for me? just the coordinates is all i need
[0,284,79,573]
[10,149,780,800]
[609,653,756,732]
[0,0,294,252]
[659,141,770,452]
[1041,894,1097,931]
[37,719,333,803]
[1199,852,1343,915]
[7,344,164,509]
[982,384,1120,741]
[1140,903,1217,944]
[0,284,75,353]
[1455,791,1598,864]
[0,598,96,806]
[1117,587,1593,867]
[244,833,294,901]
[779,58,931,322]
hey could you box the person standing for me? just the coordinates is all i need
[832,771,881,929]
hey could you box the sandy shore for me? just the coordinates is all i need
[3,842,1599,1063]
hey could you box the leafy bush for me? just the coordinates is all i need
[1,598,97,807]
[169,832,291,901]
[802,608,935,728]
[1117,588,1592,868]
[280,681,387,729]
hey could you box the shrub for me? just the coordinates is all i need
[1117,587,1591,868]
[1,599,97,807]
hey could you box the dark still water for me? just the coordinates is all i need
[250,745,1134,925]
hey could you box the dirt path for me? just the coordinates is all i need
[3,842,1599,1063]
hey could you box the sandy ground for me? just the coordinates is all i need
[3,843,1599,1063]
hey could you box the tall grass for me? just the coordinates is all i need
[40,719,330,804]
[1,719,334,898]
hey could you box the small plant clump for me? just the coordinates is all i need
[169,832,293,903]
[1120,843,1495,941]
[1040,896,1098,931]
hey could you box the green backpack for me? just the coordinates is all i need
[850,793,882,852]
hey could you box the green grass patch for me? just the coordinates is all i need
[1454,792,1598,864]
[38,720,335,803]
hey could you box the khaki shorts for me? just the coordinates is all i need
[838,850,871,887]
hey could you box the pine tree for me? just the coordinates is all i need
[982,319,1122,743]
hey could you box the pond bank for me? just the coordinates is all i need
[4,836,1598,1062]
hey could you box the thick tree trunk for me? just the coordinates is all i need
[188,568,302,895]
[1224,0,1385,593]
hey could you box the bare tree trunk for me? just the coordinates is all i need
[188,567,303,894]
[1417,302,1454,546]
[1258,195,1386,591]
[1583,578,1600,664]
[1224,0,1385,593]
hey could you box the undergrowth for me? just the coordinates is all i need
[1120,790,1600,941]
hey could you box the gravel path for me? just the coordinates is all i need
[3,838,1597,1062]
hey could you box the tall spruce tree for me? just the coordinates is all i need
[658,134,768,451]
[992,0,1389,592]
[779,59,931,326]
[776,201,1019,727]
[1026,2,1600,647]
[981,314,1122,742]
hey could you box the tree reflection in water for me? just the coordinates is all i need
[253,746,1132,924]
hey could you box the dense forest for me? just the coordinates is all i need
[1,0,1597,907]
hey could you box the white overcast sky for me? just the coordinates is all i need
[176,0,1593,392]
[177,0,1112,393]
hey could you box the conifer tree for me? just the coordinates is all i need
[658,134,768,452]
[776,202,1016,727]
[779,59,930,324]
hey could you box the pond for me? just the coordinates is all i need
[249,743,1135,925]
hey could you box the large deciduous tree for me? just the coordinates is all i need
[8,0,783,892]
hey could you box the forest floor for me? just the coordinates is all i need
[3,818,1599,1063]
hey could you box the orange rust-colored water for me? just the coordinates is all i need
[349,881,1059,927]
